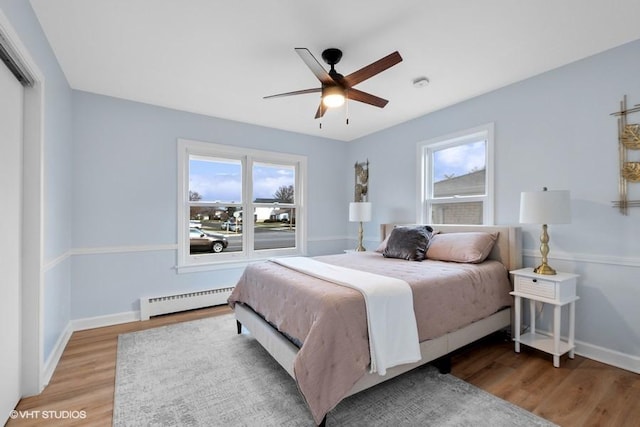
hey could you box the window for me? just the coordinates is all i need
[178,139,306,270]
[417,123,494,225]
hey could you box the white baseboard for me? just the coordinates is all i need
[71,310,140,331]
[41,322,73,389]
[575,340,640,374]
[39,311,140,389]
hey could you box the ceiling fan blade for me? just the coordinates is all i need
[343,51,403,88]
[348,88,388,108]
[295,48,334,86]
[314,101,327,119]
[264,88,322,99]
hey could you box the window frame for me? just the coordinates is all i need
[177,139,307,272]
[416,123,495,225]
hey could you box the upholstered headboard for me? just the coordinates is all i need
[380,224,522,272]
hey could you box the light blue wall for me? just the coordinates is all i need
[70,91,350,319]
[0,0,73,364]
[350,39,640,364]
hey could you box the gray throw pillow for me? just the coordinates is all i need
[382,226,433,261]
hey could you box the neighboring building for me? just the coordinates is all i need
[432,169,485,224]
[433,169,485,198]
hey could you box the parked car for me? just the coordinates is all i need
[220,219,242,232]
[189,228,228,253]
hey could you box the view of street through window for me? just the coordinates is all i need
[190,214,295,254]
[187,155,299,255]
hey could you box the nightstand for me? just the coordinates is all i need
[510,268,579,367]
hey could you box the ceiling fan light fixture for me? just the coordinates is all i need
[264,48,402,119]
[322,86,345,108]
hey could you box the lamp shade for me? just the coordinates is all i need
[349,202,372,222]
[519,190,571,224]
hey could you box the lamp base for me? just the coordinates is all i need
[534,223,556,275]
[355,220,366,252]
[533,263,557,275]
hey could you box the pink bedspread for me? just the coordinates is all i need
[228,252,512,424]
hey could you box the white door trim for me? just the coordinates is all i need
[0,9,46,396]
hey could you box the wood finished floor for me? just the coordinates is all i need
[7,306,639,427]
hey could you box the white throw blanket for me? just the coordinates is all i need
[271,257,421,375]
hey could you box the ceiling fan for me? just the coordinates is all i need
[264,48,403,119]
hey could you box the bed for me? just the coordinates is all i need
[228,224,522,425]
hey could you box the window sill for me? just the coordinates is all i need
[175,251,306,274]
[175,260,254,274]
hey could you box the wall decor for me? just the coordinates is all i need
[354,159,369,202]
[610,95,640,214]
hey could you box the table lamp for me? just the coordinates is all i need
[349,202,372,251]
[519,187,571,275]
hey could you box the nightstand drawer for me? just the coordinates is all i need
[515,276,556,299]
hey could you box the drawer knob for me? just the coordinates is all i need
[532,279,537,283]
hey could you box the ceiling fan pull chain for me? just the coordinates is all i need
[346,92,350,125]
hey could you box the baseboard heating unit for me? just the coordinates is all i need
[140,287,234,320]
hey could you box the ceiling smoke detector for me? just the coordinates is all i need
[412,77,429,88]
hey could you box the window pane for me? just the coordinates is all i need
[189,206,242,253]
[431,202,483,224]
[253,162,295,203]
[254,207,296,251]
[432,141,486,197]
[189,157,242,203]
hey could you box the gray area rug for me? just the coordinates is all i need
[113,314,556,427]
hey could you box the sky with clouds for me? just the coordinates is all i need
[433,140,486,182]
[189,140,483,202]
[189,159,295,203]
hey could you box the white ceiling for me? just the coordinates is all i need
[30,0,640,141]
